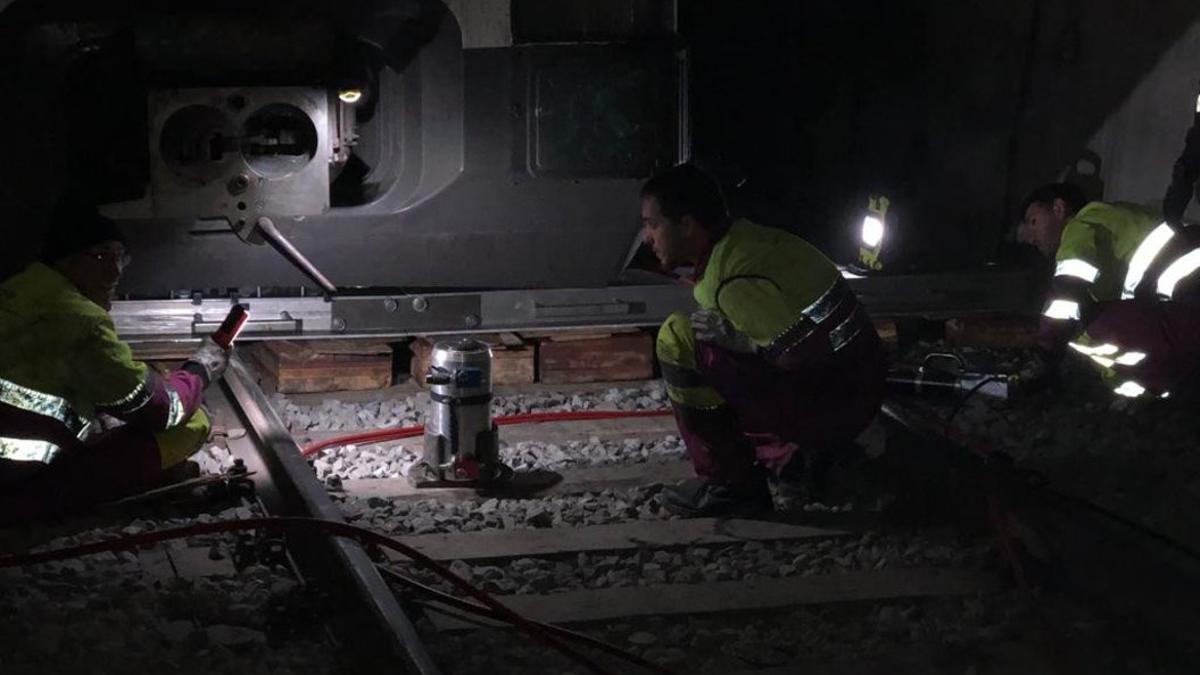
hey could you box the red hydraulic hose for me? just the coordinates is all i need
[300,409,673,459]
[0,516,616,675]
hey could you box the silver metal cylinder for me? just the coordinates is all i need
[422,337,499,480]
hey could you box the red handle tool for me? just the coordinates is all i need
[212,304,249,348]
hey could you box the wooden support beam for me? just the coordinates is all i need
[944,315,1038,349]
[410,336,535,386]
[297,413,678,450]
[386,518,848,562]
[284,379,654,406]
[343,460,694,502]
[137,546,236,579]
[431,567,998,630]
[721,642,1053,675]
[248,340,393,394]
[538,333,654,384]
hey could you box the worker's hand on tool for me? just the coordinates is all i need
[690,309,757,354]
[186,337,231,386]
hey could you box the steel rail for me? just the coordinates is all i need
[210,353,441,674]
[110,268,1040,343]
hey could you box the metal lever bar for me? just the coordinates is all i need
[255,216,338,296]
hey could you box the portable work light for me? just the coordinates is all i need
[853,194,890,273]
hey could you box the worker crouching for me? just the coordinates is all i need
[641,165,887,516]
[0,198,230,524]
[1017,183,1200,399]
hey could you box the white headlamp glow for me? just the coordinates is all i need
[861,215,885,247]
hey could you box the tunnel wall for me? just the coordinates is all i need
[684,0,1200,269]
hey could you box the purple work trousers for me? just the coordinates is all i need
[0,422,164,527]
[1085,298,1200,396]
[676,330,887,485]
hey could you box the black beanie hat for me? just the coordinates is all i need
[40,197,126,264]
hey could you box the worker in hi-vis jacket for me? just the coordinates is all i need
[0,197,229,523]
[1016,183,1200,400]
[642,164,886,516]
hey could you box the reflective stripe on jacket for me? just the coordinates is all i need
[0,263,205,462]
[1038,202,1161,352]
[693,219,876,371]
[1038,202,1200,397]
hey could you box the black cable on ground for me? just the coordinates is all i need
[0,516,615,675]
[376,566,676,675]
[1041,486,1200,565]
[947,376,1006,426]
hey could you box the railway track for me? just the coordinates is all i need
[267,380,1053,673]
[210,354,439,673]
[275,369,1200,673]
[4,351,1198,673]
[0,354,441,674]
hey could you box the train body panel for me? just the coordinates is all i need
[0,0,685,293]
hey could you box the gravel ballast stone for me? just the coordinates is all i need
[274,383,669,434]
[0,509,341,675]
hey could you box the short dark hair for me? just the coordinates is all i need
[1020,182,1087,218]
[640,163,729,229]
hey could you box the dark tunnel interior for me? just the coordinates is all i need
[6,3,1200,673]
[3,0,1200,288]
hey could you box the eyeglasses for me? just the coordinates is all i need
[87,250,132,269]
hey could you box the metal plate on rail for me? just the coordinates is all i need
[332,294,483,333]
[110,269,1040,342]
[112,297,331,342]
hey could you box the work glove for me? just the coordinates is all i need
[690,309,758,354]
[186,337,231,386]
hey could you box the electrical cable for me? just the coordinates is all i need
[1040,485,1200,565]
[300,409,673,459]
[376,566,676,675]
[0,516,615,675]
[946,376,1005,426]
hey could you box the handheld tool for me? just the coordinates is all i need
[887,353,1010,400]
[212,304,249,348]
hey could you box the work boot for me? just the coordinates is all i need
[770,446,828,509]
[663,478,772,517]
[772,441,897,509]
[770,443,869,511]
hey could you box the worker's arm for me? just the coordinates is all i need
[1035,275,1091,356]
[712,277,835,371]
[1036,223,1102,357]
[1164,82,1200,226]
[73,317,208,432]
